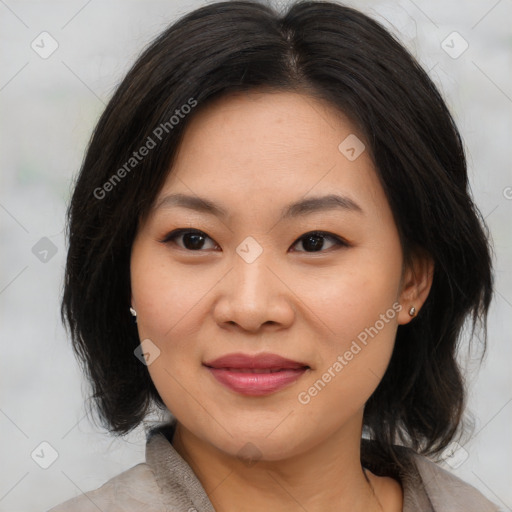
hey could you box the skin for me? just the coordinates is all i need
[130,91,434,512]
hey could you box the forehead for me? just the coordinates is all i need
[153,91,387,220]
[178,90,357,154]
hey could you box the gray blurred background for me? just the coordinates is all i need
[1,0,511,510]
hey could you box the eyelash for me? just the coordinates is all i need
[159,229,349,253]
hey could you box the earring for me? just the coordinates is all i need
[129,307,137,317]
[409,306,416,317]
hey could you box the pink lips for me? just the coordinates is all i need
[203,352,310,396]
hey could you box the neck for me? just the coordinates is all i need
[171,413,388,512]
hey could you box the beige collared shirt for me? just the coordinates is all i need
[48,419,502,512]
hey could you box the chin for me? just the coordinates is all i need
[222,436,299,463]
[199,420,314,463]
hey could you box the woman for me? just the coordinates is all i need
[49,1,499,510]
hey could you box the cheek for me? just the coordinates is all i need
[292,290,400,449]
[130,246,209,412]
[294,245,402,405]
[297,249,402,345]
[131,246,214,343]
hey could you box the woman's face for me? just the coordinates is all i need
[130,91,426,460]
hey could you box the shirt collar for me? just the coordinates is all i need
[146,418,433,512]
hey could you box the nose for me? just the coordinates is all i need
[212,250,295,333]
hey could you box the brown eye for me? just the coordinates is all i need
[291,231,348,253]
[160,229,218,251]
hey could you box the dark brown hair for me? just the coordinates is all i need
[61,0,494,469]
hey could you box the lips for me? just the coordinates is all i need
[203,352,310,396]
[203,352,309,371]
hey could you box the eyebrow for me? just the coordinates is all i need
[153,192,364,219]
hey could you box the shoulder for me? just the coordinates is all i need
[47,463,167,512]
[361,439,502,512]
[402,448,502,512]
[46,421,214,512]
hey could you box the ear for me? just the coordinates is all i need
[397,247,434,325]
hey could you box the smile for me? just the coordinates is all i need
[204,366,309,396]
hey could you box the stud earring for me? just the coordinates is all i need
[409,306,416,317]
[129,307,137,317]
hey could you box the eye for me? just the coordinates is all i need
[159,229,218,251]
[159,229,349,253]
[290,231,348,253]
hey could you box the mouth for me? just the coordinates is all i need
[203,352,310,396]
[209,367,303,373]
[203,352,310,370]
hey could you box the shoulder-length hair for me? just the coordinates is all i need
[61,0,493,468]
